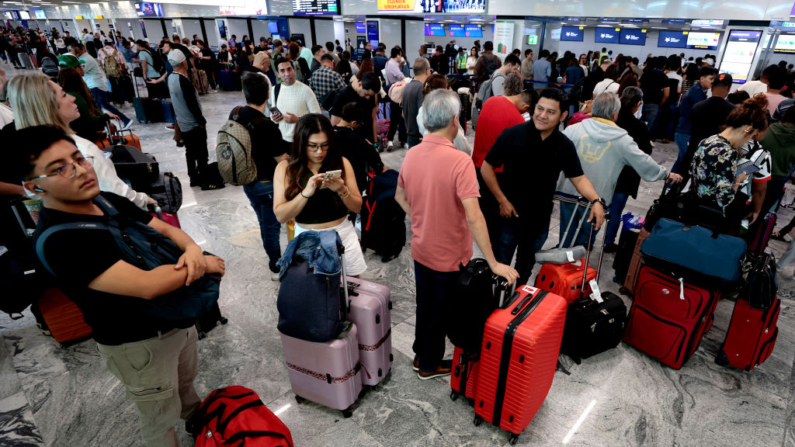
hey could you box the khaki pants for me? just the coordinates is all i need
[97,327,201,447]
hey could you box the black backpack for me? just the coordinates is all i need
[483,54,499,78]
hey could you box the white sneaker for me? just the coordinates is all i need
[387,140,394,148]
[270,271,280,281]
[122,120,134,130]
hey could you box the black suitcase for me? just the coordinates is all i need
[612,228,640,284]
[360,171,406,261]
[108,145,160,189]
[560,215,628,364]
[133,97,165,123]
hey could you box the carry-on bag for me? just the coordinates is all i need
[96,120,142,151]
[38,287,92,346]
[622,265,720,369]
[219,69,239,91]
[716,297,780,371]
[0,199,48,319]
[133,97,165,123]
[748,212,776,253]
[345,276,393,386]
[360,170,406,260]
[159,99,175,123]
[623,227,650,295]
[739,251,777,310]
[560,216,628,364]
[144,172,183,215]
[535,197,596,303]
[451,345,480,402]
[187,386,294,447]
[473,286,568,444]
[107,145,159,189]
[612,227,640,284]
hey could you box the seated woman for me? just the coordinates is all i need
[58,67,118,142]
[6,72,154,209]
[274,114,366,276]
[690,94,769,226]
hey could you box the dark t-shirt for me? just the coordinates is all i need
[32,192,194,345]
[331,85,376,140]
[485,122,583,229]
[689,97,737,154]
[615,111,653,198]
[230,106,289,182]
[402,80,425,138]
[639,69,669,104]
[334,126,384,193]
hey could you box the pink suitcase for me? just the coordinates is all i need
[346,277,393,386]
[280,324,362,418]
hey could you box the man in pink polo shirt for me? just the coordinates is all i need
[396,90,518,380]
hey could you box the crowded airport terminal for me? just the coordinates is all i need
[1,0,795,445]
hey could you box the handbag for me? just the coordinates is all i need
[641,218,747,282]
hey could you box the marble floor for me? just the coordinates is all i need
[1,63,795,446]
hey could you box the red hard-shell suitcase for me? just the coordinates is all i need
[190,386,294,447]
[345,277,393,386]
[37,287,92,346]
[717,297,780,371]
[622,266,719,369]
[473,286,567,444]
[451,346,479,402]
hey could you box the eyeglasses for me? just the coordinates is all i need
[27,156,94,181]
[307,142,330,153]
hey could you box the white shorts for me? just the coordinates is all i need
[295,219,368,277]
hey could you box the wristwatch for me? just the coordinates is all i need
[591,197,606,207]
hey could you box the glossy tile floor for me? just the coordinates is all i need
[1,64,794,446]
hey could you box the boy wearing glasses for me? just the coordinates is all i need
[14,126,225,447]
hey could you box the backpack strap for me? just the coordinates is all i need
[232,105,242,121]
[36,222,109,277]
[274,83,281,106]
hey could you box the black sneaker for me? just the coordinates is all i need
[603,243,620,254]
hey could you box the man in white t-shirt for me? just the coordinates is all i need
[739,64,776,97]
[737,138,771,224]
[270,58,321,142]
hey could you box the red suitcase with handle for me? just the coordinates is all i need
[451,346,479,402]
[473,286,567,445]
[38,287,92,346]
[716,297,780,371]
[622,265,719,369]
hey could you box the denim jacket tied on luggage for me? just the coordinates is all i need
[277,230,343,279]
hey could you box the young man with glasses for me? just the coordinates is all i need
[13,126,225,447]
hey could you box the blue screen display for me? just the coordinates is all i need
[658,31,687,48]
[268,22,279,34]
[594,28,619,44]
[464,24,482,37]
[449,24,465,37]
[620,29,646,46]
[425,24,445,37]
[355,22,366,33]
[560,26,583,42]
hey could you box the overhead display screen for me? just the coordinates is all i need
[355,22,366,33]
[594,27,619,44]
[18,10,30,20]
[658,31,687,48]
[560,26,584,42]
[686,32,720,50]
[449,24,465,37]
[268,21,279,33]
[464,24,483,37]
[293,0,339,16]
[378,0,485,13]
[775,34,795,53]
[135,2,164,17]
[620,29,646,46]
[720,30,762,83]
[34,10,46,19]
[424,23,445,37]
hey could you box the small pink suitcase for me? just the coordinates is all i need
[280,324,363,417]
[346,277,393,386]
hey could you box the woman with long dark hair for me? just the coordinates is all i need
[273,114,366,275]
[357,52,374,80]
[58,67,118,141]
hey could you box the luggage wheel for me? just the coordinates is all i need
[473,415,483,426]
[342,408,353,418]
[450,391,459,401]
[295,395,307,404]
[219,317,229,325]
[509,434,520,445]
[715,349,729,366]
[467,398,475,407]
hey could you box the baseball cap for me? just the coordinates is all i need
[713,73,733,87]
[167,49,186,66]
[58,53,82,69]
[703,57,715,66]
[253,52,270,67]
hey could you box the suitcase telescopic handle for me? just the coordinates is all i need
[339,244,349,312]
[579,210,611,301]
[496,277,516,308]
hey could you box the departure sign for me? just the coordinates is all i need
[292,0,339,16]
[721,30,762,83]
[658,30,687,48]
[620,29,646,46]
[560,26,584,42]
[594,27,619,44]
[687,32,720,50]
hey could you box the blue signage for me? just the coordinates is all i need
[598,18,618,23]
[562,17,582,22]
[366,20,379,47]
[621,19,649,23]
[464,24,483,37]
[560,26,584,42]
[594,27,619,44]
[424,23,445,37]
[662,19,690,25]
[658,30,687,48]
[620,28,646,46]
[355,22,366,33]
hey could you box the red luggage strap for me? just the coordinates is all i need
[358,329,391,352]
[364,199,377,231]
[286,361,362,384]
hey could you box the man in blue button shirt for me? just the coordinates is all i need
[533,50,552,91]
[672,66,717,173]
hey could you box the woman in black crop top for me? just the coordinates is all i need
[273,114,368,276]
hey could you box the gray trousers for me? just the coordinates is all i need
[97,327,201,447]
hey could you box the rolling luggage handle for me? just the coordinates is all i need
[339,244,350,315]
[579,211,611,303]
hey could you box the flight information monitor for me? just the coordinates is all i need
[425,23,445,37]
[560,26,584,42]
[721,30,762,83]
[594,28,619,44]
[293,0,339,16]
[686,32,720,50]
[620,29,646,46]
[658,30,687,48]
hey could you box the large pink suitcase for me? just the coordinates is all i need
[346,277,393,386]
[280,324,363,417]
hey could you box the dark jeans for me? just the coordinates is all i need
[145,80,169,99]
[641,103,660,133]
[243,181,281,273]
[762,178,788,215]
[387,100,406,144]
[407,134,422,149]
[492,217,549,287]
[204,68,217,90]
[413,260,459,372]
[672,132,690,174]
[181,126,209,185]
[91,87,130,124]
[605,193,629,246]
[108,76,128,105]
[559,201,598,248]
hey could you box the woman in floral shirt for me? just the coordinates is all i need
[690,94,769,213]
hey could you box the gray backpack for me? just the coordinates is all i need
[215,106,261,186]
[476,71,499,111]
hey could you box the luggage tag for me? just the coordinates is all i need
[566,251,575,263]
[588,279,604,303]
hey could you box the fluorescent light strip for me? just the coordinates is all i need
[562,400,597,444]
